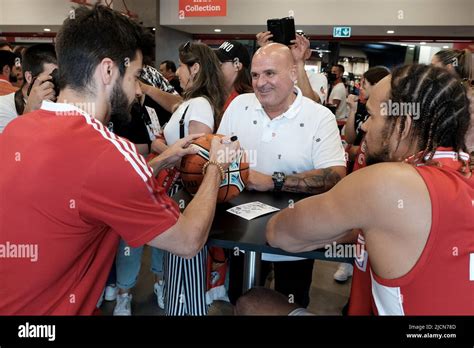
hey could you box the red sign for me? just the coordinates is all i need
[179,0,226,18]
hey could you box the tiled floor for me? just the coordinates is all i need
[101,246,351,316]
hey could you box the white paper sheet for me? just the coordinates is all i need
[226,201,280,220]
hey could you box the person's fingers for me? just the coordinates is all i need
[210,135,221,148]
[35,74,52,85]
[179,133,205,147]
[263,32,273,39]
[257,31,273,46]
[220,135,238,144]
[257,31,271,39]
[36,81,55,93]
[181,144,200,156]
[44,92,56,101]
[229,139,240,153]
[29,77,42,91]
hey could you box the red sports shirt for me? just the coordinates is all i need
[0,102,179,315]
[350,149,474,315]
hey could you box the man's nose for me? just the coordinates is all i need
[255,74,267,88]
[135,80,143,98]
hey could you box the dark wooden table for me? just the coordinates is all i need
[173,190,353,291]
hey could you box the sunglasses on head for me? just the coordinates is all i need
[182,41,192,52]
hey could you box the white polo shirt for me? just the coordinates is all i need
[217,87,346,262]
[0,92,18,133]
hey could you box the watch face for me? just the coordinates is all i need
[273,172,285,181]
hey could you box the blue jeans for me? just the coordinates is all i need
[115,239,164,290]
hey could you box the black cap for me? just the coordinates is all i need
[215,41,250,68]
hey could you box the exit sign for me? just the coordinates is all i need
[333,27,351,38]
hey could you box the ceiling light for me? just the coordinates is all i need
[43,28,51,32]
[409,47,414,50]
[401,44,408,46]
[443,45,449,49]
[420,42,426,45]
[387,30,395,34]
[296,29,303,33]
[214,28,222,33]
[408,44,415,47]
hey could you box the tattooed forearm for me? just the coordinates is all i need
[283,168,342,194]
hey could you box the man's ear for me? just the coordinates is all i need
[2,65,10,77]
[397,114,413,141]
[24,71,33,85]
[98,58,116,85]
[290,64,297,84]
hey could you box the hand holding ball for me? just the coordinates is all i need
[180,134,249,203]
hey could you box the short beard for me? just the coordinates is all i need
[365,122,392,166]
[109,80,132,127]
[9,71,18,84]
[366,143,391,166]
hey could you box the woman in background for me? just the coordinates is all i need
[153,41,226,316]
[216,40,253,109]
[431,48,472,88]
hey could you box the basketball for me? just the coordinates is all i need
[180,134,249,203]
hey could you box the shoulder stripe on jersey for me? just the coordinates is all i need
[50,105,180,220]
[84,115,180,219]
[428,151,470,162]
[102,126,153,177]
[101,124,150,169]
[80,113,152,182]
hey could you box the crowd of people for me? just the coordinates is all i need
[0,4,472,316]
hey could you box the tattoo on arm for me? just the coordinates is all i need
[283,168,342,194]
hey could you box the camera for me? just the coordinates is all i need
[27,68,60,97]
[267,17,296,46]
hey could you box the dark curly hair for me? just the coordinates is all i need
[387,64,471,170]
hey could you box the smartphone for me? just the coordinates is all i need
[267,17,296,46]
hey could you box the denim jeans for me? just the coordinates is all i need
[115,239,164,290]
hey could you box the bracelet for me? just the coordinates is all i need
[202,160,225,181]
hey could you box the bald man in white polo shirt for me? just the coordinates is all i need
[218,42,346,307]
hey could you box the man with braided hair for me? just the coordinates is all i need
[258,64,473,315]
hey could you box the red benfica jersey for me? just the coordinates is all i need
[350,149,474,315]
[0,102,179,315]
[352,137,367,172]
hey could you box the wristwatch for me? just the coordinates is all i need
[272,172,286,192]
